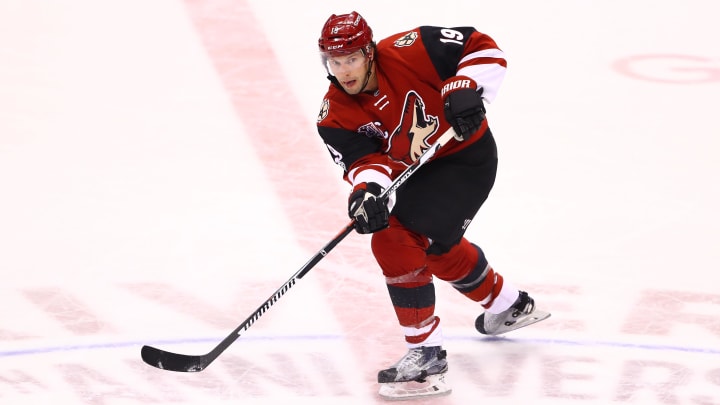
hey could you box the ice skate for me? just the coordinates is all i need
[475,291,550,335]
[377,346,451,400]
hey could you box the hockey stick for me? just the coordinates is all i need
[140,127,457,372]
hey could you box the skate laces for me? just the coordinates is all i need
[394,347,443,380]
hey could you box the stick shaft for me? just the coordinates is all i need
[140,128,456,372]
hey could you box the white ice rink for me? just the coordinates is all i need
[1,1,719,404]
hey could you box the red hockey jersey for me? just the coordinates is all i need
[316,25,507,188]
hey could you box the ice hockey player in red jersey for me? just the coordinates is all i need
[316,11,550,400]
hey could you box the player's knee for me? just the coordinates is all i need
[371,217,430,278]
[449,244,495,299]
[426,238,479,281]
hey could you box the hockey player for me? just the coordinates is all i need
[316,11,550,400]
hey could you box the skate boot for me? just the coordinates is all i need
[377,346,451,400]
[475,291,551,335]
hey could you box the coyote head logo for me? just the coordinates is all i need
[387,91,439,164]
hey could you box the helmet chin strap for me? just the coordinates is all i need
[358,55,374,93]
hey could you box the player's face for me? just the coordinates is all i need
[326,50,371,95]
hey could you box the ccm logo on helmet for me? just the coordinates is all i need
[440,79,473,97]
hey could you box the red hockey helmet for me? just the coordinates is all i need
[318,11,374,57]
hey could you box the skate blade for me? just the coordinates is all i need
[378,373,451,401]
[487,310,551,336]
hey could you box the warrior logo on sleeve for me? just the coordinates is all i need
[387,91,439,164]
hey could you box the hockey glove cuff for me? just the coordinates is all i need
[441,76,486,141]
[348,182,390,234]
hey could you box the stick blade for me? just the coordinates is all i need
[141,345,208,372]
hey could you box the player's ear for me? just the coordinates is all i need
[362,43,374,61]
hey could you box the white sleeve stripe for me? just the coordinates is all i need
[347,164,392,183]
[456,64,506,103]
[459,48,506,65]
[350,167,393,189]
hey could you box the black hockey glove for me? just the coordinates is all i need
[348,182,390,234]
[441,76,486,141]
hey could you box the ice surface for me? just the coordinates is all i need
[1,0,719,404]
